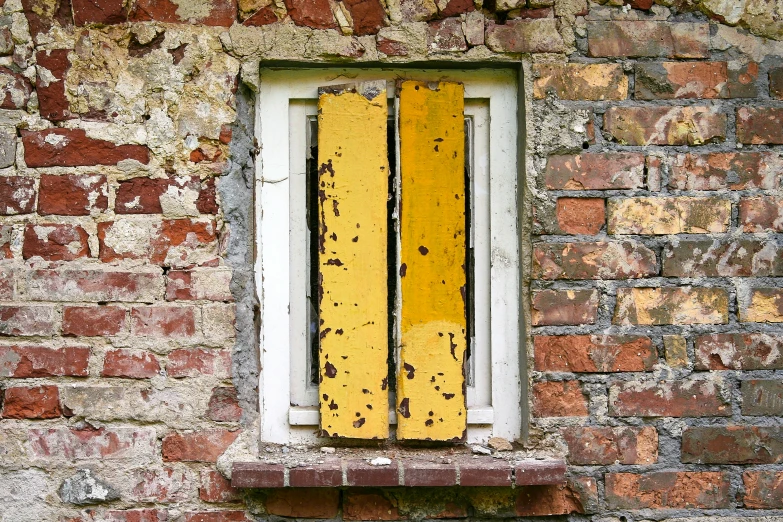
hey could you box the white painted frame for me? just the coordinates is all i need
[257,68,520,444]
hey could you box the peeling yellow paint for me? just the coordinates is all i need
[397,80,466,441]
[318,83,389,439]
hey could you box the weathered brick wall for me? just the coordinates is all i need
[1,0,782,518]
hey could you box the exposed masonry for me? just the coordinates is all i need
[2,0,783,517]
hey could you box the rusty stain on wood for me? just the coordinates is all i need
[318,81,389,439]
[397,80,467,441]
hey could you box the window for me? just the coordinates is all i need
[256,67,521,444]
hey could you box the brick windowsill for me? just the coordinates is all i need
[232,458,566,488]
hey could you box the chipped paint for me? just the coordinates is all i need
[397,80,466,441]
[317,81,389,439]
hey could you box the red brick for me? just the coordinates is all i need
[485,19,564,53]
[196,177,218,214]
[684,426,778,464]
[0,230,13,262]
[35,49,72,121]
[266,489,340,518]
[726,61,759,97]
[0,66,33,109]
[344,491,401,520]
[102,349,161,378]
[184,513,249,522]
[514,459,567,486]
[0,305,58,336]
[609,196,731,235]
[604,106,726,145]
[98,219,218,267]
[200,469,240,503]
[28,269,163,302]
[515,478,597,516]
[346,460,399,487]
[609,377,730,417]
[605,472,730,509]
[635,62,730,99]
[696,333,783,370]
[22,129,150,167]
[742,288,783,323]
[231,462,284,488]
[21,0,73,39]
[534,63,627,101]
[459,459,511,486]
[0,176,35,215]
[63,306,127,336]
[744,471,783,509]
[0,265,13,298]
[283,0,336,29]
[115,176,202,214]
[533,241,656,280]
[0,345,89,377]
[2,385,60,419]
[167,349,231,378]
[130,0,236,25]
[207,387,241,422]
[663,239,782,278]
[242,6,278,25]
[534,335,655,372]
[771,67,783,99]
[23,223,89,261]
[426,18,467,52]
[72,0,127,24]
[29,426,156,460]
[343,0,385,35]
[38,174,107,215]
[614,287,729,325]
[131,306,196,337]
[162,430,239,462]
[131,466,194,502]
[532,380,588,417]
[531,289,598,326]
[402,462,457,486]
[588,21,709,58]
[166,269,233,301]
[289,462,342,487]
[545,153,644,190]
[740,196,783,232]
[108,509,169,522]
[563,426,657,465]
[669,152,781,190]
[555,198,605,235]
[377,36,408,56]
[742,380,783,416]
[737,107,783,144]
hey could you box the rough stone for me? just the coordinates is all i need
[59,469,120,505]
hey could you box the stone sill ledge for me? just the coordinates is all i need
[232,458,566,488]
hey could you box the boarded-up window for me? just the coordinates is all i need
[257,69,520,445]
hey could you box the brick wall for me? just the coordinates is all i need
[1,0,782,518]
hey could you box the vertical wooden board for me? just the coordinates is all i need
[397,80,467,441]
[317,82,389,439]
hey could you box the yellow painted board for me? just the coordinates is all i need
[397,80,467,441]
[317,81,390,439]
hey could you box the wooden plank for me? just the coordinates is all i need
[397,80,467,441]
[317,81,389,439]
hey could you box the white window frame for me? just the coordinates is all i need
[256,68,520,444]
